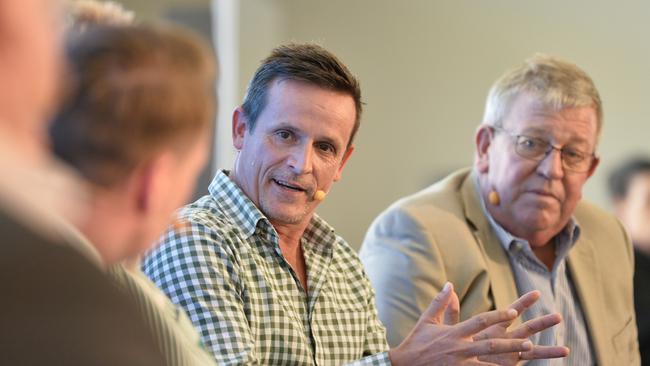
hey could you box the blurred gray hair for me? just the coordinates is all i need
[66,0,135,32]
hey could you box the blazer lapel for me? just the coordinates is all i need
[568,234,607,365]
[460,172,519,312]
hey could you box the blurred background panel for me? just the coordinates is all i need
[120,0,650,250]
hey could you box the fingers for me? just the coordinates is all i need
[456,308,518,336]
[467,361,500,366]
[509,313,562,339]
[520,345,570,360]
[508,290,541,314]
[420,282,455,324]
[491,290,541,330]
[444,288,460,325]
[462,338,533,357]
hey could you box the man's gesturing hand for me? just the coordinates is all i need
[388,283,533,366]
[474,290,569,365]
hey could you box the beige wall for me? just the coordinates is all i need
[235,0,650,250]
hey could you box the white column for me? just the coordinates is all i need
[211,0,239,171]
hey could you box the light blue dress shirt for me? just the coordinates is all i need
[477,186,594,366]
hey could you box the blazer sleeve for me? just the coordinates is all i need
[360,206,449,347]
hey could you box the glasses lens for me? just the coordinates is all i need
[562,150,592,172]
[503,128,593,173]
[514,135,548,159]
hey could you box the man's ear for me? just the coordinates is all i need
[586,155,600,179]
[475,124,495,173]
[232,106,248,150]
[133,151,174,214]
[333,145,355,182]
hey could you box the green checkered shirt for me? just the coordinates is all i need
[143,171,391,365]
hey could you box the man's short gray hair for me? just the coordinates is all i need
[482,53,603,135]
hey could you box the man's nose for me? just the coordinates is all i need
[287,144,314,175]
[537,146,565,179]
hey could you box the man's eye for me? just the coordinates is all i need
[275,130,292,140]
[563,148,585,161]
[519,137,542,150]
[316,142,335,154]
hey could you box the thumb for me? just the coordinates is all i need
[419,282,454,325]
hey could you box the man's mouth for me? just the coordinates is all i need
[272,178,307,192]
[527,189,558,200]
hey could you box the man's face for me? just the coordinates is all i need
[232,79,355,227]
[616,172,650,246]
[477,93,599,245]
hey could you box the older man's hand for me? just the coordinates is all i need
[474,291,569,365]
[388,283,534,366]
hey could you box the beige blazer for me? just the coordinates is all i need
[360,168,639,365]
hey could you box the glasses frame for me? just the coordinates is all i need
[490,125,597,173]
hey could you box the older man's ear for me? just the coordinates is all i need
[475,124,494,174]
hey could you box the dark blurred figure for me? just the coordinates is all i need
[0,0,165,364]
[609,157,650,365]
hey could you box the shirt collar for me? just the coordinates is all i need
[209,170,266,238]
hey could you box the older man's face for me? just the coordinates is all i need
[231,79,355,227]
[477,93,599,246]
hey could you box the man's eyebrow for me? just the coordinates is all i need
[270,122,299,133]
[520,127,590,146]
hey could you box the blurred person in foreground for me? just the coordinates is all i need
[361,54,640,365]
[0,0,165,364]
[50,22,218,365]
[609,157,650,365]
[144,42,567,366]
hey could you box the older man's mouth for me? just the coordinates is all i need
[527,189,559,200]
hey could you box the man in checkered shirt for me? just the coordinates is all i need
[143,43,566,365]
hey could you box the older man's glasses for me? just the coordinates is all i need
[492,126,596,173]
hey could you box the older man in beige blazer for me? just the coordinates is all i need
[361,54,639,366]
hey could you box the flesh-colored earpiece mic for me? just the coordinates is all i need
[313,190,326,201]
[488,190,500,206]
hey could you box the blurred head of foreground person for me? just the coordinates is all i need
[0,0,86,229]
[0,1,167,364]
[50,23,215,266]
[48,22,219,365]
[0,0,63,149]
